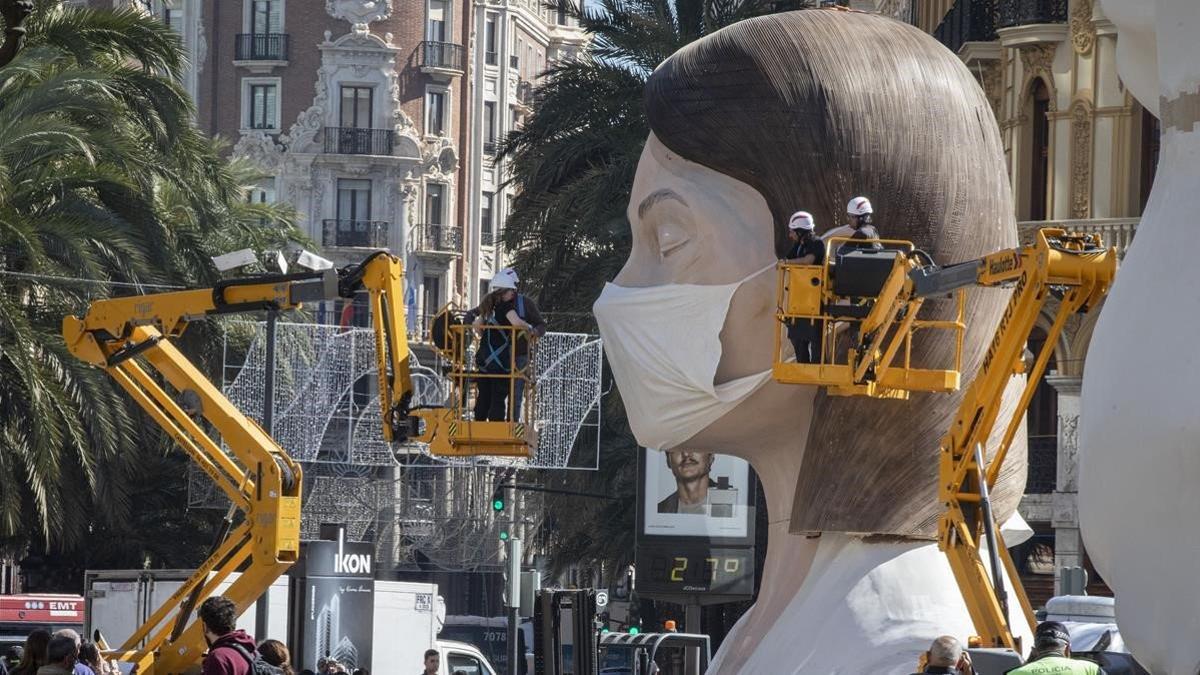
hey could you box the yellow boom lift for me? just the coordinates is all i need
[775,228,1116,651]
[62,251,531,674]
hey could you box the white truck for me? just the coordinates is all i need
[84,570,498,675]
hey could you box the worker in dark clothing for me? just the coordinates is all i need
[1008,622,1107,675]
[910,636,974,674]
[471,268,547,421]
[784,211,825,363]
[836,195,884,255]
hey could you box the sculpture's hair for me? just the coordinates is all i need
[644,9,1026,536]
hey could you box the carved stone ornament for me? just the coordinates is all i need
[422,137,459,180]
[1070,97,1093,219]
[326,0,391,25]
[232,131,285,171]
[1070,0,1096,56]
[980,61,1003,120]
[1019,43,1058,111]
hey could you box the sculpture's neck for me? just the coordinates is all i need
[712,431,994,673]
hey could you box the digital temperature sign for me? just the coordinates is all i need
[638,544,755,597]
[636,448,757,604]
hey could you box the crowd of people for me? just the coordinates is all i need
[912,621,1108,675]
[0,596,380,675]
[0,628,114,675]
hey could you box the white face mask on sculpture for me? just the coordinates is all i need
[592,264,775,450]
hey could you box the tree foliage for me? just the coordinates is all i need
[0,2,298,561]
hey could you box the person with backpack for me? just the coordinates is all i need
[469,268,547,422]
[197,596,281,675]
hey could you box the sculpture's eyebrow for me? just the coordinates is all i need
[637,189,689,220]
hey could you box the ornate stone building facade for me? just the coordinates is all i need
[920,0,1153,603]
[92,0,585,331]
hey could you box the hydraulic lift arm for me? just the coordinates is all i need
[62,253,419,675]
[775,228,1117,652]
[927,230,1115,650]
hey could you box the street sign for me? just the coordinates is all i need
[595,590,609,608]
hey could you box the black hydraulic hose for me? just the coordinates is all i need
[973,443,1011,631]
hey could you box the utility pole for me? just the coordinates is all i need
[505,537,522,675]
[254,309,278,640]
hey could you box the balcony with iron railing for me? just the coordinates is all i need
[419,41,465,78]
[514,78,534,107]
[933,0,997,54]
[483,140,499,156]
[322,219,390,248]
[413,224,463,256]
[235,33,290,63]
[323,127,395,155]
[481,230,496,247]
[996,0,1067,29]
[1018,218,1138,258]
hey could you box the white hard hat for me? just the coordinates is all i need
[847,196,873,216]
[489,268,519,292]
[788,211,816,231]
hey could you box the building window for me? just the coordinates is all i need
[251,0,281,33]
[247,178,276,204]
[1139,107,1160,211]
[485,15,498,65]
[556,1,568,25]
[340,86,373,128]
[425,184,445,225]
[481,191,495,244]
[1027,79,1051,221]
[162,0,183,34]
[423,275,442,326]
[484,101,497,144]
[427,0,447,41]
[480,279,490,302]
[337,178,372,222]
[426,89,447,136]
[246,81,279,130]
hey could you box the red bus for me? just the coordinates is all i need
[0,594,85,652]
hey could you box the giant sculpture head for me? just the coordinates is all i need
[595,9,1027,536]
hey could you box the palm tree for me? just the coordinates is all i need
[501,0,810,574]
[0,2,298,555]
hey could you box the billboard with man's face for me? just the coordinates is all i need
[641,448,751,538]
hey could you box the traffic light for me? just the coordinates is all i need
[628,626,640,635]
[493,485,508,540]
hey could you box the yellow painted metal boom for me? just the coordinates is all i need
[935,229,1115,650]
[774,227,1117,651]
[60,253,431,674]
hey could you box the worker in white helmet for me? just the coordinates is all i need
[468,268,547,421]
[784,211,825,363]
[822,197,883,253]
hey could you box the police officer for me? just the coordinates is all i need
[784,211,825,363]
[1008,621,1107,675]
